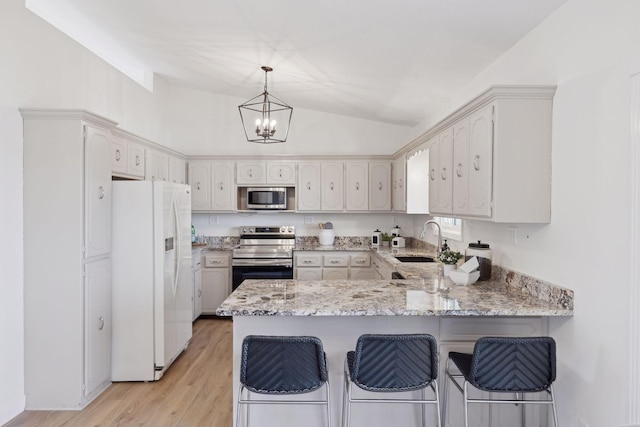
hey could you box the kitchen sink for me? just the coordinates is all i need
[394,256,435,263]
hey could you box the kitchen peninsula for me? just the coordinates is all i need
[217,270,573,426]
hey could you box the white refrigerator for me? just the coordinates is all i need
[111,181,192,381]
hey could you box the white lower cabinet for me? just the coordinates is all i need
[192,251,202,321]
[84,258,112,397]
[201,253,231,314]
[295,252,372,280]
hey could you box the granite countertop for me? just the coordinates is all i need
[216,278,573,317]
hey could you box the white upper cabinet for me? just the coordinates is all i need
[169,156,187,184]
[425,85,555,222]
[211,162,235,211]
[266,161,296,185]
[236,161,266,184]
[428,127,453,215]
[297,162,322,211]
[146,149,170,182]
[85,125,112,259]
[392,157,406,212]
[369,162,391,211]
[345,162,369,211]
[466,106,493,217]
[188,161,236,211]
[189,161,211,211]
[111,134,145,179]
[321,162,344,211]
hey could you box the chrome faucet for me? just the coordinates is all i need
[419,220,442,259]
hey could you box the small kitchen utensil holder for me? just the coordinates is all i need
[319,229,335,246]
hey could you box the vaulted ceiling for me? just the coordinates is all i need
[26,0,567,127]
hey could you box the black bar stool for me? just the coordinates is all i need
[342,334,441,427]
[443,336,558,427]
[236,335,331,427]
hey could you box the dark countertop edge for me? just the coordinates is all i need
[215,310,574,317]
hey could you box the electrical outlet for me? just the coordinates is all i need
[304,216,314,225]
[391,216,398,225]
[507,226,518,244]
[209,215,218,224]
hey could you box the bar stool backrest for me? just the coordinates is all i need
[240,335,328,394]
[350,334,438,392]
[469,336,556,393]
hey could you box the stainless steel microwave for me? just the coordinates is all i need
[246,187,287,210]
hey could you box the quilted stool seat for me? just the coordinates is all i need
[342,334,440,427]
[236,335,331,427]
[443,336,558,427]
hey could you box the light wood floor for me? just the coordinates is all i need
[5,317,233,427]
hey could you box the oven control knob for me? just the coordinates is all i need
[241,227,248,234]
[287,226,294,234]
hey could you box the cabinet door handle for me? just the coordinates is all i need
[307,182,311,190]
[330,182,334,190]
[441,167,447,180]
[115,149,121,161]
[399,178,403,189]
[98,186,105,200]
[198,289,202,297]
[356,182,360,191]
[456,163,463,177]
[473,155,480,171]
[98,317,105,331]
[248,168,252,178]
[218,182,224,190]
[135,155,141,166]
[278,168,283,178]
[196,181,201,190]
[378,182,383,191]
[430,168,435,181]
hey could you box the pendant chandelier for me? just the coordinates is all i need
[238,66,293,144]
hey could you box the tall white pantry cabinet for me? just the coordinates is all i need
[22,110,114,409]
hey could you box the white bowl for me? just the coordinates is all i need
[448,269,480,286]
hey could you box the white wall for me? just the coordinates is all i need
[0,1,417,423]
[0,108,25,425]
[408,0,639,425]
[165,83,413,156]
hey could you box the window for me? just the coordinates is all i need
[433,216,462,241]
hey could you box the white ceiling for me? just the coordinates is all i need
[26,0,567,127]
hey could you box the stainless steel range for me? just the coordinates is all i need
[232,226,295,290]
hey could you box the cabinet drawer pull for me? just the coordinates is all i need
[278,168,283,178]
[456,163,463,177]
[330,260,340,264]
[98,186,105,200]
[473,155,480,171]
[135,155,141,166]
[430,168,435,181]
[248,168,252,178]
[441,167,447,180]
[356,259,365,264]
[98,317,105,331]
[115,149,121,161]
[303,259,312,264]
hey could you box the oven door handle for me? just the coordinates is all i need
[232,259,293,267]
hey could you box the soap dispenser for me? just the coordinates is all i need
[372,229,381,247]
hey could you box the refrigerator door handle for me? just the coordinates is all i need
[172,196,181,297]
